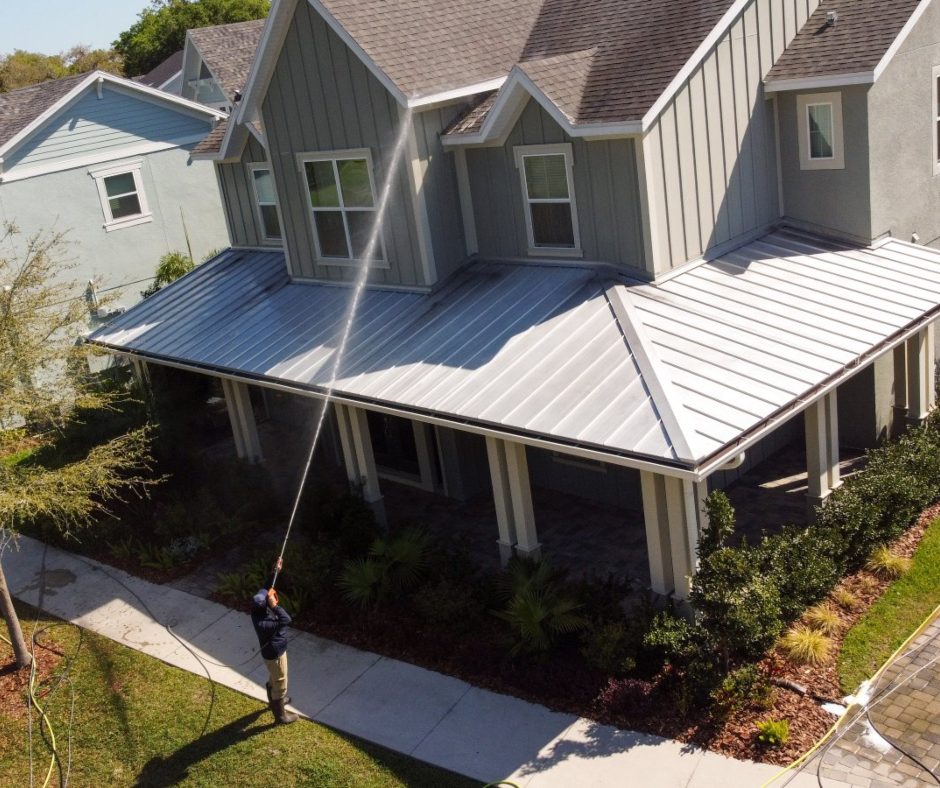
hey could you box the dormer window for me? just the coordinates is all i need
[797,92,844,170]
[513,143,581,256]
[247,163,281,243]
[298,149,384,264]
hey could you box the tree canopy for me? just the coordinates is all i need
[0,47,123,93]
[114,0,270,77]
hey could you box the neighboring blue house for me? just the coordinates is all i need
[0,70,230,313]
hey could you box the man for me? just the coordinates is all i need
[251,561,298,725]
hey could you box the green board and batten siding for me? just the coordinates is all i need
[643,0,820,273]
[261,0,423,286]
[217,136,271,248]
[466,100,646,273]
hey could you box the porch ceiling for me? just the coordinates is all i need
[89,228,940,470]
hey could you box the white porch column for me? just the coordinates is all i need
[486,436,517,565]
[412,421,438,492]
[333,403,361,488]
[505,441,540,559]
[347,405,386,526]
[906,324,936,423]
[639,471,674,595]
[485,437,540,564]
[893,343,908,425]
[221,378,263,463]
[805,392,839,518]
[661,476,706,600]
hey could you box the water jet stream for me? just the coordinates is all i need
[271,108,414,588]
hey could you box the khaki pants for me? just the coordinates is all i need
[264,652,288,701]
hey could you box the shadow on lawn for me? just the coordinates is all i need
[134,709,270,787]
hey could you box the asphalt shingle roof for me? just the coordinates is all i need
[135,50,184,89]
[188,18,265,102]
[192,118,228,155]
[767,0,922,83]
[0,73,89,149]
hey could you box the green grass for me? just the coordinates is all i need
[0,445,39,467]
[839,517,940,694]
[0,605,475,787]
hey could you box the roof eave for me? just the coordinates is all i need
[764,71,875,93]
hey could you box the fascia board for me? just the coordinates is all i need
[873,0,935,81]
[407,77,506,109]
[103,77,227,122]
[764,71,874,93]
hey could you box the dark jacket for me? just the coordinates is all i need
[251,604,291,660]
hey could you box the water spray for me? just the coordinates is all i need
[270,108,415,589]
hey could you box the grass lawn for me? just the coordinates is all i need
[0,604,475,787]
[838,517,940,694]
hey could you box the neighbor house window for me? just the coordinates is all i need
[796,92,844,170]
[89,161,152,231]
[513,143,581,255]
[247,163,281,242]
[297,149,384,263]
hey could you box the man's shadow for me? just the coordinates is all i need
[135,709,272,787]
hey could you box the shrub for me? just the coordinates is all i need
[711,665,774,714]
[832,587,859,611]
[756,719,790,747]
[643,611,720,702]
[780,625,831,666]
[803,603,841,636]
[856,574,881,595]
[216,555,271,601]
[493,559,586,657]
[758,525,839,621]
[595,677,656,716]
[413,577,484,631]
[580,621,637,677]
[865,546,911,580]
[338,527,430,608]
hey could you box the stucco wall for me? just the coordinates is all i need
[777,85,872,241]
[869,0,940,246]
[0,146,228,309]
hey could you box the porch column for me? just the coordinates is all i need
[333,403,361,488]
[660,476,707,600]
[893,343,908,428]
[221,378,263,463]
[485,437,540,565]
[805,391,839,518]
[346,405,386,527]
[639,471,674,595]
[906,324,936,423]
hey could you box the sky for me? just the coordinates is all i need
[0,0,146,56]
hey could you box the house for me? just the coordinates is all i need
[0,70,230,312]
[90,0,940,600]
[181,19,265,113]
[134,50,185,95]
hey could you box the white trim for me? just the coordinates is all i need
[454,147,478,256]
[407,77,506,109]
[246,162,283,245]
[0,134,208,183]
[550,451,607,473]
[764,72,874,94]
[402,106,438,285]
[797,92,845,170]
[873,0,935,81]
[513,142,581,255]
[933,65,940,177]
[156,70,183,92]
[295,147,389,265]
[89,159,153,232]
[0,70,224,162]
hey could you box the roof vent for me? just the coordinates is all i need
[826,10,839,26]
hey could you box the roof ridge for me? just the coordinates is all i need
[603,282,697,463]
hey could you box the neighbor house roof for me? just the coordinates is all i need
[0,70,225,163]
[188,18,265,102]
[192,118,229,155]
[135,50,184,90]
[765,0,927,90]
[87,229,940,477]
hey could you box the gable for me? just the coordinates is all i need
[3,86,213,178]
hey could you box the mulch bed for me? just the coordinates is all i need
[0,639,63,722]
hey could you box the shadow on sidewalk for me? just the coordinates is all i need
[135,709,271,787]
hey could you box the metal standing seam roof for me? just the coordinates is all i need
[88,229,940,470]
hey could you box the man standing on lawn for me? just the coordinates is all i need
[251,560,298,725]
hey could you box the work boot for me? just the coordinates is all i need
[272,697,298,725]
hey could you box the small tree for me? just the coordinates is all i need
[0,224,152,668]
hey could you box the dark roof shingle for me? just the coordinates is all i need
[192,119,228,155]
[135,50,184,89]
[0,72,89,149]
[189,18,265,101]
[767,0,922,84]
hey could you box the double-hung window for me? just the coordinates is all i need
[796,92,844,170]
[298,150,384,263]
[247,163,281,242]
[513,143,580,255]
[89,161,152,231]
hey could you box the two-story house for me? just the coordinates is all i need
[0,70,230,312]
[91,0,940,599]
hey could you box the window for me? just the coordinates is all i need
[89,161,151,231]
[796,92,844,170]
[513,143,581,255]
[297,149,384,264]
[247,164,281,242]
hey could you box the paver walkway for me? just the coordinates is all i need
[4,535,815,787]
[785,614,940,787]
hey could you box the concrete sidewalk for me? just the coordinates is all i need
[5,536,813,787]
